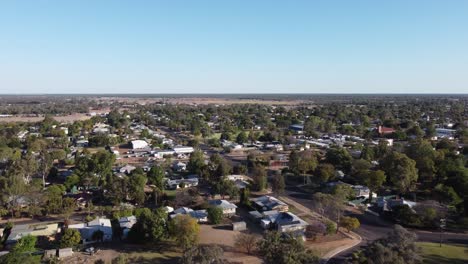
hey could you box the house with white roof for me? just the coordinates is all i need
[170,207,208,223]
[68,218,112,244]
[173,146,194,154]
[208,199,237,217]
[131,140,149,149]
[259,211,308,235]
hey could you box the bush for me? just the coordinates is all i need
[325,221,337,235]
[339,216,360,232]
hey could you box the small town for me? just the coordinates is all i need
[1,1,468,263]
[0,94,466,263]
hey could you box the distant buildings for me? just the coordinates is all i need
[377,126,395,136]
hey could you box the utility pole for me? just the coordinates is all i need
[439,218,446,247]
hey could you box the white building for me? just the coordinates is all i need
[131,140,149,149]
[173,146,194,154]
[208,200,237,217]
[226,175,245,181]
[68,218,113,244]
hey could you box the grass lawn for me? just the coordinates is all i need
[164,190,177,199]
[418,242,468,264]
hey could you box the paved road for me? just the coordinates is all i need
[283,189,468,263]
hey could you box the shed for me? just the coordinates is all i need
[44,249,57,259]
[232,221,247,231]
[58,248,73,258]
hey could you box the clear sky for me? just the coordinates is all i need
[0,1,467,94]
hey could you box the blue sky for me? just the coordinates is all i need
[0,1,467,94]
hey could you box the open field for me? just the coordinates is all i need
[418,242,468,264]
[0,113,91,123]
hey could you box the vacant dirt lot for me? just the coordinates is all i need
[199,224,262,264]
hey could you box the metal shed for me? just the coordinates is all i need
[232,221,247,231]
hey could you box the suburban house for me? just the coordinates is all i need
[208,199,237,217]
[166,176,199,189]
[259,211,308,235]
[170,207,208,223]
[6,222,59,245]
[68,218,113,244]
[352,185,377,198]
[251,196,289,212]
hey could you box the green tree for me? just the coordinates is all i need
[64,174,80,190]
[315,163,335,183]
[147,166,165,190]
[252,164,267,191]
[257,231,319,264]
[187,149,205,175]
[362,170,386,202]
[180,245,224,264]
[240,187,251,207]
[60,229,81,248]
[207,206,223,224]
[325,147,352,173]
[169,214,200,250]
[45,184,66,214]
[380,152,418,194]
[128,208,168,243]
[128,172,147,204]
[236,131,248,144]
[350,225,420,264]
[12,235,37,253]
